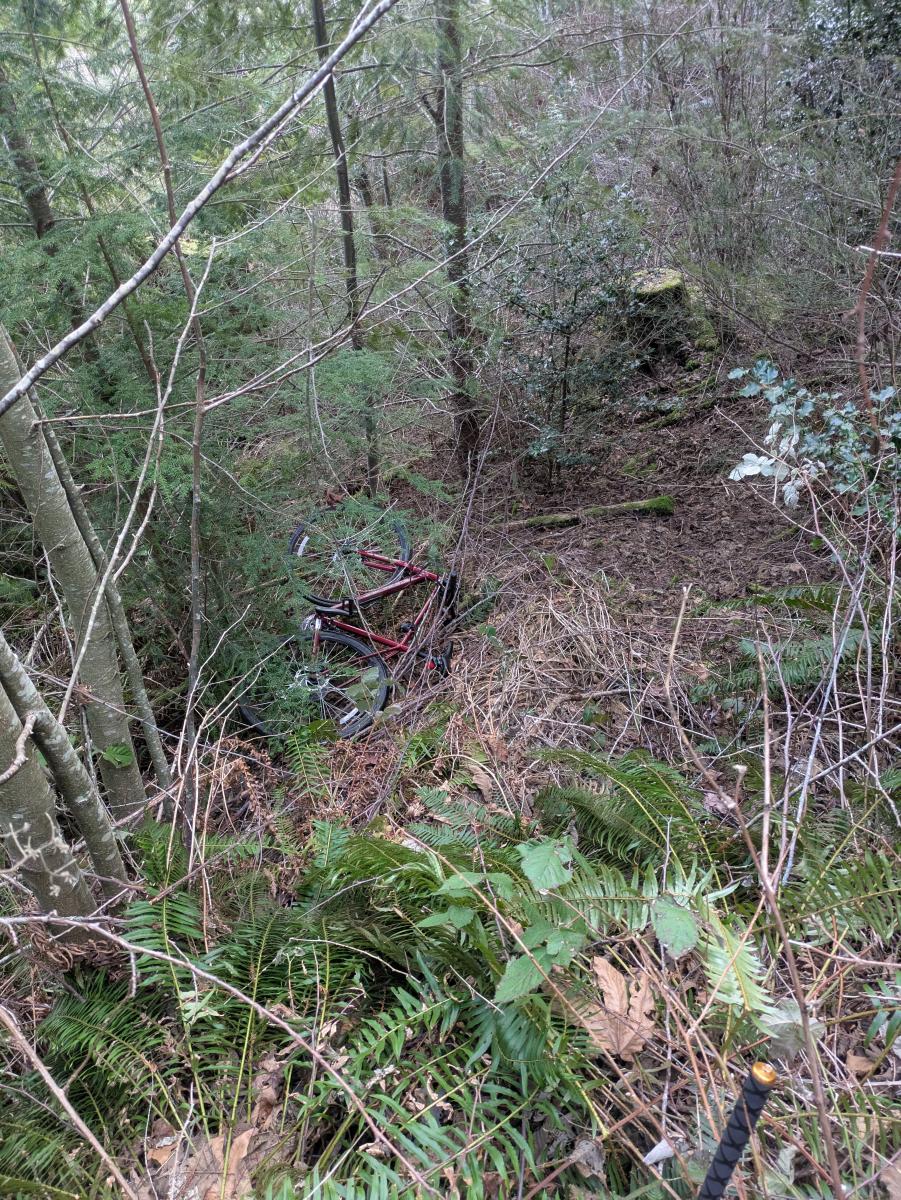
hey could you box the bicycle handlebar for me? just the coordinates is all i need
[697,1063,778,1200]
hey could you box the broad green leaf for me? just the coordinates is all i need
[651,898,698,957]
[100,742,135,768]
[418,905,475,930]
[437,871,482,896]
[494,952,548,1003]
[517,837,574,891]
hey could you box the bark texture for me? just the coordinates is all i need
[0,682,94,929]
[311,0,379,494]
[43,425,171,792]
[0,329,144,818]
[435,0,480,467]
[0,630,127,899]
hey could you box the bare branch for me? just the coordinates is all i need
[0,0,402,422]
[0,710,37,785]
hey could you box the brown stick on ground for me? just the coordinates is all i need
[854,158,901,442]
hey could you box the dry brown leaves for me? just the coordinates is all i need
[137,1052,293,1199]
[579,956,657,1061]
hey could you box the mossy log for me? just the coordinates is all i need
[507,495,675,529]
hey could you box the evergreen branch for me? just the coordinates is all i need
[0,0,402,422]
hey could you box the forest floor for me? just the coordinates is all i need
[287,354,837,830]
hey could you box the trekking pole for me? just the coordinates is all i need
[698,1063,778,1200]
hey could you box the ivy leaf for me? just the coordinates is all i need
[727,367,748,379]
[739,382,762,397]
[495,952,548,1002]
[517,837,574,891]
[100,742,135,768]
[651,898,698,957]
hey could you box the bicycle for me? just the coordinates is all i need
[239,502,459,740]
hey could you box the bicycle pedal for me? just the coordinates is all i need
[430,641,455,677]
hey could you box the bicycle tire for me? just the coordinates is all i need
[238,628,390,740]
[288,502,411,607]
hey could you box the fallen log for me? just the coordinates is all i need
[507,495,675,529]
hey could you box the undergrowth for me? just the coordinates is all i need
[2,730,897,1198]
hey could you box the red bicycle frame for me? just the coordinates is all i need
[310,550,446,663]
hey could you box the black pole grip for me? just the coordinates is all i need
[698,1063,777,1200]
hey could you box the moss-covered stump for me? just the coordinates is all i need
[627,269,719,359]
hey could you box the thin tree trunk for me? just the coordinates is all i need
[0,630,127,900]
[8,40,169,791]
[118,0,204,809]
[311,0,379,494]
[0,683,94,934]
[0,62,56,239]
[26,33,158,382]
[0,328,144,819]
[0,61,85,326]
[43,426,172,794]
[434,0,480,469]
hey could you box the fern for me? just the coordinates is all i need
[785,848,901,944]
[536,750,737,876]
[37,975,175,1128]
[698,907,775,1016]
[694,627,868,702]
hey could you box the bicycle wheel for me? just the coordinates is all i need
[239,629,390,740]
[288,499,411,606]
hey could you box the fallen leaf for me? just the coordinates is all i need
[222,1128,255,1199]
[581,957,656,1061]
[846,1052,877,1077]
[881,1163,901,1200]
[702,789,734,816]
[572,1135,606,1179]
[146,1139,176,1168]
[484,734,508,762]
[469,764,494,803]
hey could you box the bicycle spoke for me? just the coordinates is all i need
[288,500,409,602]
[242,632,387,739]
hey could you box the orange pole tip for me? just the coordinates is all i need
[751,1062,778,1088]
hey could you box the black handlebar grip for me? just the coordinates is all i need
[698,1063,778,1200]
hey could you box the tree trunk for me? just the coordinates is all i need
[0,630,127,901]
[0,682,94,934]
[311,0,379,494]
[0,62,56,239]
[0,328,145,819]
[43,427,171,794]
[435,0,480,469]
[2,50,169,793]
